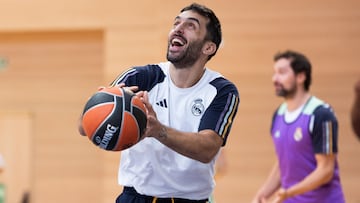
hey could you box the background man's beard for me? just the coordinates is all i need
[166,40,204,68]
[276,86,297,98]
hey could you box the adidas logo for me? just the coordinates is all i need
[156,98,168,108]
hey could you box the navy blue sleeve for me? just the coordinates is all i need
[199,77,239,146]
[110,64,166,92]
[311,105,339,154]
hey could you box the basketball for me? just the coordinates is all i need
[81,86,147,151]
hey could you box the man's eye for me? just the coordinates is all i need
[183,23,196,30]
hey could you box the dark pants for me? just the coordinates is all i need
[116,187,209,203]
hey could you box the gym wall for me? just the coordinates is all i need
[0,0,359,202]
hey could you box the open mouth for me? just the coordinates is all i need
[171,38,185,47]
[170,35,186,48]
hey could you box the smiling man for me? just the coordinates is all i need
[78,3,239,203]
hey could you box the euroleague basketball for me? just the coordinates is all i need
[81,86,147,151]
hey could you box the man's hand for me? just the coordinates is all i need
[136,91,165,139]
[270,188,287,203]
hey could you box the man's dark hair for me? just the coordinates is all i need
[181,3,222,60]
[274,50,312,91]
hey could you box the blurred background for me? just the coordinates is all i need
[0,0,359,202]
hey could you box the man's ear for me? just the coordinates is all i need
[297,71,306,85]
[202,41,216,56]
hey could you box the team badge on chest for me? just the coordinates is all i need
[274,130,281,138]
[294,127,303,141]
[191,99,205,116]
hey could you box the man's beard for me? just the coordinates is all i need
[275,82,297,98]
[166,39,205,69]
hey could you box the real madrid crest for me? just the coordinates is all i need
[293,127,303,141]
[191,99,204,116]
[274,130,281,138]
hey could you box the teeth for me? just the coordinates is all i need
[172,38,184,46]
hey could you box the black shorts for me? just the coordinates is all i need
[116,187,209,203]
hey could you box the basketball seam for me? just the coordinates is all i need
[83,102,115,142]
[83,102,115,115]
[113,88,127,150]
[92,100,118,148]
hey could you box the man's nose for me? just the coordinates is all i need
[173,23,185,34]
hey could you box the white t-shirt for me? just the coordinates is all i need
[113,62,239,200]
